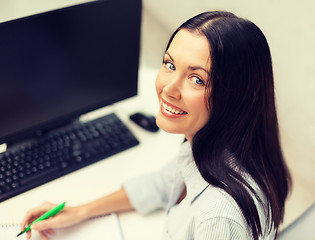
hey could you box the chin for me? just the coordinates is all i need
[156,114,184,135]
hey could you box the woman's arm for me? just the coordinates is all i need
[21,187,133,240]
[79,187,134,219]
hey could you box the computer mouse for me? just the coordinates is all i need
[129,112,159,132]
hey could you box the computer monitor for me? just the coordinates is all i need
[0,0,142,146]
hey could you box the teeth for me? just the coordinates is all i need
[162,102,187,115]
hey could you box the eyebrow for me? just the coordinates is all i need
[165,51,210,76]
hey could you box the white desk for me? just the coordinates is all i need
[0,67,184,239]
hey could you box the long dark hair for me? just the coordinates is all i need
[166,11,291,239]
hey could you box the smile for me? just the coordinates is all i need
[162,101,188,115]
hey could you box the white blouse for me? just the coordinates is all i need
[123,141,275,239]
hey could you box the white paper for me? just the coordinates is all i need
[1,214,124,240]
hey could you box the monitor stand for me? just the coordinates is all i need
[3,117,79,151]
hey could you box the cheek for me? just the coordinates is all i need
[186,90,204,108]
[187,92,209,120]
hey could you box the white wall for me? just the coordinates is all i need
[0,0,314,228]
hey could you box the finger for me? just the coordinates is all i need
[46,228,55,236]
[22,215,37,231]
[26,230,32,240]
[21,202,55,229]
[32,217,60,231]
[38,230,49,240]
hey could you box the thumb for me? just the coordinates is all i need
[31,218,58,231]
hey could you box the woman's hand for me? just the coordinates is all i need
[20,188,133,240]
[20,202,85,240]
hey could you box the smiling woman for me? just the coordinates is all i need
[21,10,291,240]
[153,11,291,240]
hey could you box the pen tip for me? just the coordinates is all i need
[16,232,23,237]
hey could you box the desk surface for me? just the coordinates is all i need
[0,67,184,240]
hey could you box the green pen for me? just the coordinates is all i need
[17,202,66,237]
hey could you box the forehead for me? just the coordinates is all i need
[167,29,211,70]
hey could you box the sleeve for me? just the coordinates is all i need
[195,218,250,240]
[122,158,177,215]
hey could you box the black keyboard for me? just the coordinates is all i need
[0,113,139,202]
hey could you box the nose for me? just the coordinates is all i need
[163,75,182,100]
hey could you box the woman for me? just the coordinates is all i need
[21,11,291,240]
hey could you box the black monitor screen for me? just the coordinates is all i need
[0,0,141,144]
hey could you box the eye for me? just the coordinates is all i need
[191,76,205,85]
[165,62,176,71]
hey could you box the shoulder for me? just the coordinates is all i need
[191,185,252,238]
[191,178,275,239]
[192,185,248,226]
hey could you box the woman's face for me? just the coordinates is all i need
[155,29,211,142]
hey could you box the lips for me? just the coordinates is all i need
[161,99,188,117]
